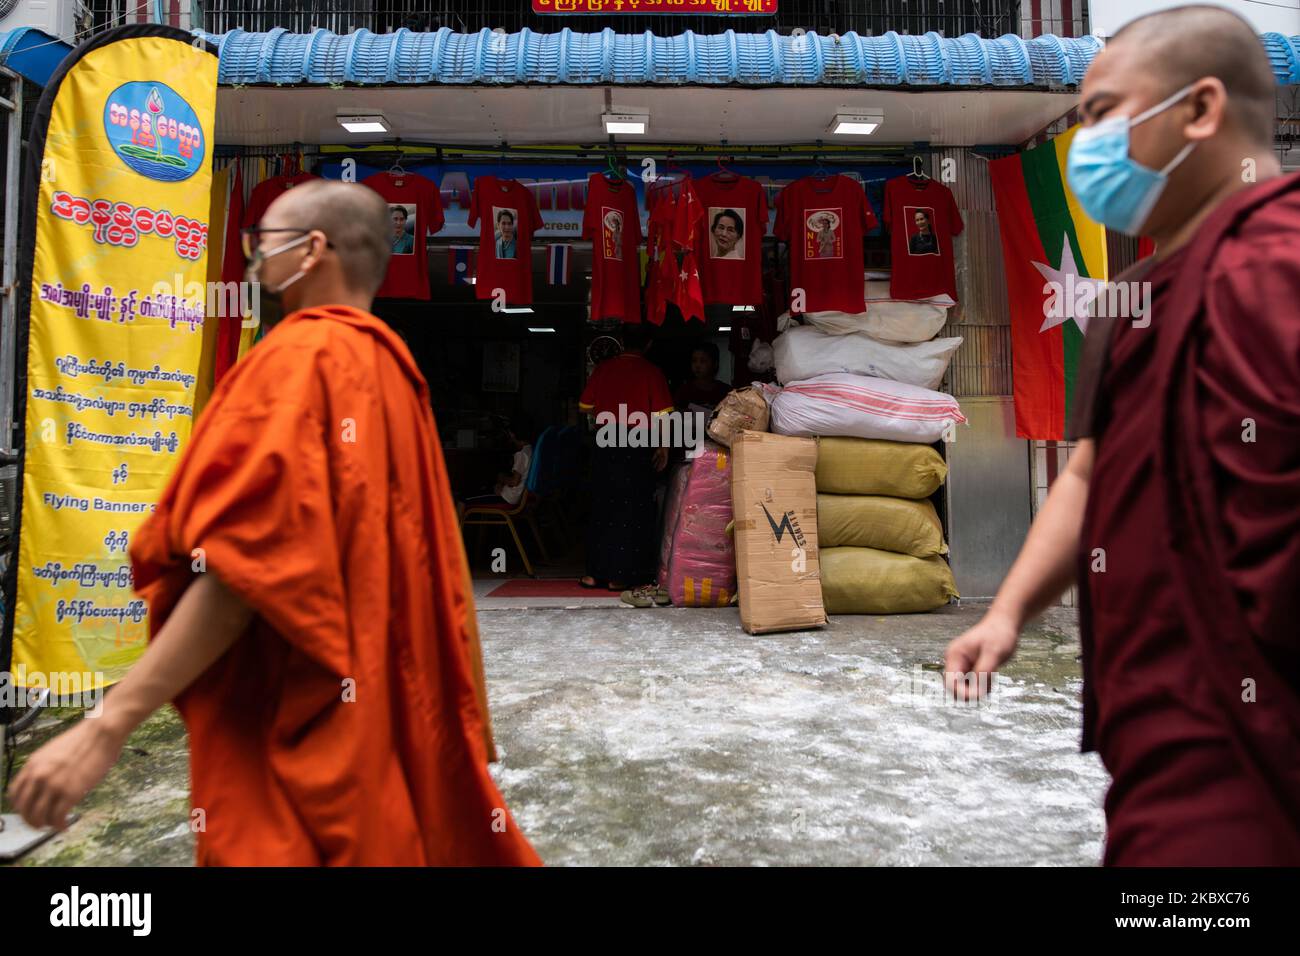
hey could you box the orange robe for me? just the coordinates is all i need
[131,305,541,866]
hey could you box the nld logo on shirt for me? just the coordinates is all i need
[50,886,151,936]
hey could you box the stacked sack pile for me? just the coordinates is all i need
[773,274,961,392]
[814,437,957,614]
[767,274,965,614]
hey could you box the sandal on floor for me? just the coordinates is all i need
[579,576,605,589]
[620,585,659,608]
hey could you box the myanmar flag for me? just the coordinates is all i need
[990,126,1108,439]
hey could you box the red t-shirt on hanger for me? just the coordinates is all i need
[583,172,643,323]
[693,172,768,306]
[361,170,445,300]
[646,175,706,253]
[242,171,320,230]
[774,174,877,314]
[468,176,543,306]
[883,175,964,301]
[645,175,706,324]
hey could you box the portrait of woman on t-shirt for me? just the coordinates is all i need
[709,208,745,260]
[807,210,841,259]
[389,204,415,255]
[603,209,624,260]
[907,206,940,257]
[494,207,518,260]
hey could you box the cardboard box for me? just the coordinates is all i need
[706,385,770,448]
[730,431,826,634]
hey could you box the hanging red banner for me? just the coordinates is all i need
[533,0,777,13]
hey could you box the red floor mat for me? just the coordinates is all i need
[486,579,623,598]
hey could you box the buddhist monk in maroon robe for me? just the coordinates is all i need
[945,6,1300,865]
[11,180,541,866]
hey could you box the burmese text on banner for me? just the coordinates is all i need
[533,1,777,13]
[2,26,218,689]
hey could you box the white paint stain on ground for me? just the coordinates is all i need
[482,603,1108,867]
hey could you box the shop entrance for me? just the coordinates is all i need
[375,240,740,602]
[339,152,913,605]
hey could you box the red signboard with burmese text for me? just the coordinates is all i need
[533,0,777,13]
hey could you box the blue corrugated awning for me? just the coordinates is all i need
[198,27,1110,88]
[10,26,1300,91]
[0,27,75,86]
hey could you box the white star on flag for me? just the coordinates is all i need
[1033,235,1107,334]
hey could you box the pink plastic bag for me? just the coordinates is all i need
[657,442,736,607]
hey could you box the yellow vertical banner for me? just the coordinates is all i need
[3,26,218,692]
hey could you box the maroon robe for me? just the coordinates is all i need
[1070,172,1300,866]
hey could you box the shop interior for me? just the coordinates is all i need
[221,144,931,586]
[212,80,1081,594]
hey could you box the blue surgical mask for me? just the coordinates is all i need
[1066,83,1198,236]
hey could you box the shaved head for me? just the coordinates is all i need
[1073,5,1285,256]
[1102,5,1276,145]
[262,179,392,295]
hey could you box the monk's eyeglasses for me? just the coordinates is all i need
[240,227,335,262]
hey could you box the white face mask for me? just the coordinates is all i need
[247,233,313,298]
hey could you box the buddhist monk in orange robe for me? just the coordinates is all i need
[945,8,1300,865]
[10,180,541,866]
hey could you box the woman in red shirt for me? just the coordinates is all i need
[578,325,673,590]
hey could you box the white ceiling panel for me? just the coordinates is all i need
[216,85,1077,148]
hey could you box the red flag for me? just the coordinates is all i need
[989,128,1107,439]
[646,253,671,326]
[672,182,706,250]
[677,251,705,323]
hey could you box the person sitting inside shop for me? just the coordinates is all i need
[579,323,672,591]
[674,340,731,412]
[459,417,533,515]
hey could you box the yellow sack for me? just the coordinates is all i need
[817,494,947,556]
[820,547,958,614]
[815,436,947,498]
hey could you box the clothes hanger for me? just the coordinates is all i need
[714,154,739,182]
[603,151,625,183]
[909,154,929,180]
[664,150,689,179]
[812,152,832,180]
[388,139,407,176]
[495,149,513,188]
[647,152,688,207]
